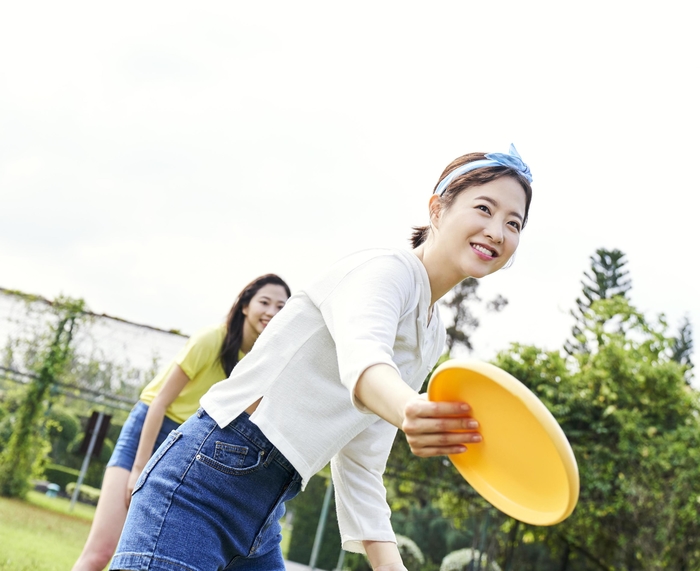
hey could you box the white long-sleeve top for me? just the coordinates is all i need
[201,247,446,553]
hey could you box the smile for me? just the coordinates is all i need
[471,243,498,258]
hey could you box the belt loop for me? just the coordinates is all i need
[262,447,275,468]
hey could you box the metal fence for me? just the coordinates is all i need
[0,287,189,412]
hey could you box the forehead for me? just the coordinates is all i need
[252,283,288,300]
[456,177,527,214]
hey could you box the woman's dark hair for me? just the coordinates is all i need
[219,273,291,376]
[410,152,533,248]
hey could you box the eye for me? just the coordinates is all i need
[507,220,521,232]
[476,204,491,214]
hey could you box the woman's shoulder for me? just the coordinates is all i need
[187,323,226,347]
[336,247,420,274]
[309,248,418,292]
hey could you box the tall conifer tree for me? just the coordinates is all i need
[565,248,631,355]
[671,315,694,383]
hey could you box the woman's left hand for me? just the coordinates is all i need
[125,467,142,507]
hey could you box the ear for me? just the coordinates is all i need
[428,194,442,226]
[242,305,248,316]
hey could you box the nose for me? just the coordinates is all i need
[484,220,504,244]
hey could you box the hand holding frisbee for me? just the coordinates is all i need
[427,359,579,526]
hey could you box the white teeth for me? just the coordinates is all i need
[473,244,494,257]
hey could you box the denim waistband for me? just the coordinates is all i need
[197,408,296,475]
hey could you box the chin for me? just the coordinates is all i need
[462,264,490,279]
[465,263,500,279]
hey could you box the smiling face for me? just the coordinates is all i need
[241,283,289,344]
[429,175,527,282]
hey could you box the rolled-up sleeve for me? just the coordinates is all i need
[316,254,414,411]
[331,418,398,553]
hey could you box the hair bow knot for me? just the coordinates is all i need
[435,144,533,196]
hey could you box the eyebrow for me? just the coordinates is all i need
[475,195,524,223]
[258,295,286,303]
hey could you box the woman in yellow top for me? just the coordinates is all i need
[72,273,291,571]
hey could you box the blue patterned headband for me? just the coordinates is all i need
[434,144,533,196]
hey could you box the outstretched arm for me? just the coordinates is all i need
[126,364,190,505]
[354,363,481,457]
[355,364,481,570]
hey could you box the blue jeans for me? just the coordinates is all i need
[107,401,180,470]
[110,409,302,571]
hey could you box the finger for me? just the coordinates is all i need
[407,399,473,418]
[407,431,482,448]
[404,416,480,434]
[410,440,480,457]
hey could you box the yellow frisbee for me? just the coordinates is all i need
[427,358,579,526]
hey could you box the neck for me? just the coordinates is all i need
[240,323,258,355]
[413,244,465,305]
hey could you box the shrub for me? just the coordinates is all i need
[66,482,101,505]
[440,548,501,571]
[45,406,81,465]
[286,474,341,570]
[396,534,425,569]
[43,464,79,490]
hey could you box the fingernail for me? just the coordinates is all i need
[461,404,470,411]
[472,435,482,442]
[467,420,479,429]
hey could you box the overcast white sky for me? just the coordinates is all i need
[1,1,698,376]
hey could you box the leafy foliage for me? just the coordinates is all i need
[65,481,101,505]
[0,296,85,497]
[670,315,694,383]
[286,472,341,570]
[396,533,426,568]
[443,278,507,354]
[440,547,501,571]
[566,248,631,355]
[495,298,700,570]
[386,287,699,569]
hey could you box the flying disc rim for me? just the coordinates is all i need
[427,358,579,525]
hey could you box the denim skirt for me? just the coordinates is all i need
[110,409,302,571]
[107,401,181,471]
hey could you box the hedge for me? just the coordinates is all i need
[43,463,80,490]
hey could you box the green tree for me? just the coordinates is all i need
[443,278,507,354]
[566,248,631,355]
[391,504,473,568]
[44,405,81,466]
[496,298,700,570]
[286,472,341,570]
[388,295,700,571]
[383,279,511,569]
[670,315,694,383]
[0,295,86,498]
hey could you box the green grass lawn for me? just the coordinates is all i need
[0,491,293,570]
[0,492,95,571]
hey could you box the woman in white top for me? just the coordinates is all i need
[111,145,533,571]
